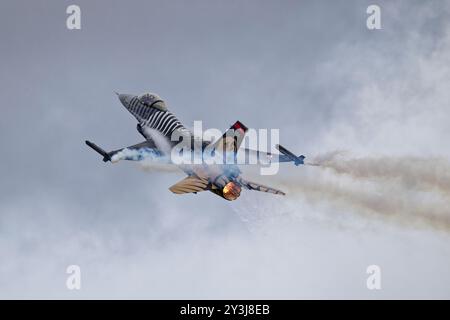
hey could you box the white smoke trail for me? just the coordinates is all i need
[143,127,173,155]
[138,161,179,173]
[134,128,179,173]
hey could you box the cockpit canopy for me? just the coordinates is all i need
[138,93,166,110]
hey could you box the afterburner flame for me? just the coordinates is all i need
[223,182,242,201]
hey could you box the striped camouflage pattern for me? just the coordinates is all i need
[127,96,184,137]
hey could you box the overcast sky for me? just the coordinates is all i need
[0,0,449,299]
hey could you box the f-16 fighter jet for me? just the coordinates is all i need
[86,92,305,200]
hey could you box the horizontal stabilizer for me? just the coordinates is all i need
[169,176,209,194]
[238,177,286,196]
[275,144,305,166]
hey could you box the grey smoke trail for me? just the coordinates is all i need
[240,157,450,232]
[310,151,450,196]
[280,170,450,232]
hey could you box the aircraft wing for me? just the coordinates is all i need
[241,144,305,166]
[85,140,159,162]
[169,176,210,194]
[240,148,292,163]
[238,178,286,196]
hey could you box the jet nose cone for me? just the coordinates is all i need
[118,93,133,107]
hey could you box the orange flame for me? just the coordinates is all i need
[223,182,242,201]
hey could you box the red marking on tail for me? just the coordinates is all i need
[232,121,248,132]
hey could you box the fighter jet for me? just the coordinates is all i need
[86,92,305,200]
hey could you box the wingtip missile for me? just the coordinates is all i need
[85,140,111,162]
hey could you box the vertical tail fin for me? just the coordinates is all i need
[210,121,248,158]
